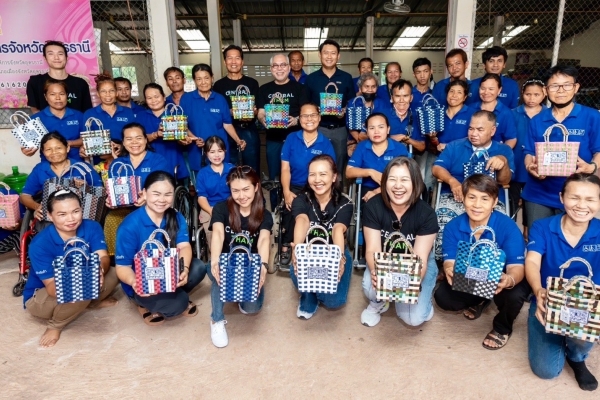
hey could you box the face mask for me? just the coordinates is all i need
[362,92,376,102]
[552,98,574,109]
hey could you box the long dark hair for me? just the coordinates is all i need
[303,154,342,207]
[226,166,264,235]
[144,171,179,246]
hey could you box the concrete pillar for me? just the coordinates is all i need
[207,0,223,78]
[167,0,179,67]
[147,0,177,88]
[233,19,242,48]
[445,0,477,79]
[100,22,112,73]
[493,15,505,47]
[365,16,374,59]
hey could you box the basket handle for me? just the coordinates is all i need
[421,94,440,107]
[62,247,90,262]
[543,123,569,143]
[324,82,339,94]
[469,225,496,243]
[558,256,594,279]
[69,161,96,189]
[235,85,251,95]
[139,238,166,252]
[563,274,598,298]
[304,224,330,244]
[382,231,406,252]
[109,160,134,178]
[0,181,15,199]
[466,239,500,270]
[350,96,366,107]
[63,237,90,251]
[228,232,253,248]
[149,228,172,248]
[85,117,105,131]
[162,103,176,117]
[385,233,415,255]
[171,104,184,116]
[10,111,32,128]
[269,92,285,105]
[306,236,331,252]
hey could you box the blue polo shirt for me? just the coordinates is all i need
[22,159,102,197]
[111,151,170,188]
[375,107,425,145]
[32,107,84,162]
[437,105,477,143]
[352,76,360,94]
[196,163,235,206]
[442,211,525,266]
[410,86,433,115]
[348,139,409,189]
[125,100,146,118]
[289,70,308,84]
[470,75,520,109]
[166,92,187,105]
[376,84,392,106]
[115,206,189,297]
[305,68,355,127]
[432,77,478,107]
[522,104,600,209]
[434,138,515,203]
[82,104,135,141]
[528,214,600,290]
[23,219,106,305]
[179,90,232,171]
[281,130,336,187]
[472,101,517,143]
[512,105,547,183]
[136,108,188,179]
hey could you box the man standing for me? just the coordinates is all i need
[213,45,261,172]
[27,41,92,113]
[163,67,187,105]
[288,50,308,84]
[257,54,308,209]
[411,58,433,112]
[354,57,374,94]
[114,77,144,117]
[305,39,355,175]
[469,46,520,108]
[432,49,478,107]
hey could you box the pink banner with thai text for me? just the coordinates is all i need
[0,0,99,108]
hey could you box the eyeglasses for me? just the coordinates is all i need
[320,210,330,222]
[300,113,319,120]
[271,63,289,69]
[227,165,253,183]
[392,220,402,231]
[235,165,252,173]
[546,83,576,92]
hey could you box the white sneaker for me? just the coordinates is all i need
[360,301,390,327]
[297,304,317,320]
[210,320,228,348]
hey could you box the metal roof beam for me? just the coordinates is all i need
[100,11,151,54]
[223,0,252,51]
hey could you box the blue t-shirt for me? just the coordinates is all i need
[347,139,409,189]
[472,101,517,143]
[136,108,188,179]
[22,159,102,197]
[470,75,520,109]
[111,151,170,188]
[437,105,477,143]
[522,104,600,209]
[82,105,136,141]
[442,211,525,266]
[32,107,84,161]
[23,220,106,305]
[434,138,515,203]
[289,70,308,85]
[115,206,189,297]
[374,107,425,146]
[305,68,355,127]
[196,163,235,207]
[528,214,600,289]
[281,130,336,187]
[432,77,478,107]
[511,105,547,183]
[179,90,232,171]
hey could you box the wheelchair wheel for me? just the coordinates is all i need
[174,186,193,232]
[12,271,28,297]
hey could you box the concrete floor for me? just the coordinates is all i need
[0,249,597,400]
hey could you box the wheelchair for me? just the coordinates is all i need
[173,166,207,262]
[261,174,284,274]
[347,178,366,270]
[12,209,36,297]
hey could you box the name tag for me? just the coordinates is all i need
[237,102,249,109]
[165,121,178,131]
[272,112,283,120]
[326,99,338,107]
[86,137,104,147]
[385,272,410,289]
[543,151,567,165]
[114,184,129,195]
[0,208,6,218]
[560,306,589,325]
[465,266,489,282]
[23,129,39,141]
[308,266,328,280]
[145,266,165,280]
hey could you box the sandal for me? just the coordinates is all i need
[184,301,198,317]
[137,305,165,326]
[280,244,291,266]
[482,330,511,350]
[463,300,490,320]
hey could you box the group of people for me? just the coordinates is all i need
[1,39,598,392]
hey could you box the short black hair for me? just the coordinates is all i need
[288,50,304,61]
[561,173,600,196]
[114,77,132,88]
[364,112,390,129]
[43,41,68,58]
[445,79,469,95]
[446,48,468,63]
[319,39,340,53]
[412,58,431,71]
[471,110,497,125]
[462,174,499,198]
[482,46,508,63]
[358,57,374,69]
[480,73,502,89]
[223,44,244,60]
[385,62,402,74]
[163,66,184,80]
[192,63,213,78]
[391,79,412,93]
[546,65,579,84]
[41,131,68,149]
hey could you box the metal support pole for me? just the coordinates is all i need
[207,0,223,78]
[233,19,242,47]
[167,0,179,67]
[492,15,505,47]
[100,22,112,73]
[365,16,374,59]
[551,0,566,67]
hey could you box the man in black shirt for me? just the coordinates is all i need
[257,53,309,209]
[305,39,355,179]
[26,41,92,113]
[212,45,260,173]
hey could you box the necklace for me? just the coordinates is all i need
[303,134,317,147]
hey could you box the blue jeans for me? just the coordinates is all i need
[207,266,264,323]
[266,140,284,210]
[527,302,595,379]
[228,125,261,172]
[362,252,438,326]
[290,247,353,313]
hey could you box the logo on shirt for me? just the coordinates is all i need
[456,119,467,125]
[141,167,151,173]
[568,129,585,136]
[381,229,415,244]
[116,117,129,122]
[311,149,323,155]
[68,93,78,99]
[583,244,600,252]
[66,120,79,126]
[498,93,507,98]
[384,156,394,161]
[268,93,293,99]
[210,108,221,113]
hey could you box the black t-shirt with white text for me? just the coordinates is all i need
[213,75,260,126]
[291,193,353,244]
[257,80,308,141]
[209,201,273,253]
[26,73,93,112]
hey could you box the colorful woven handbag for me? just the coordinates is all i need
[231,85,255,120]
[264,92,290,129]
[10,110,48,149]
[346,96,372,131]
[545,257,600,343]
[435,193,465,261]
[535,123,580,177]
[0,182,21,227]
[218,233,262,302]
[133,229,180,296]
[452,226,506,299]
[161,103,188,141]
[374,232,423,303]
[463,150,496,180]
[294,225,342,294]
[105,161,141,207]
[81,117,112,156]
[319,82,343,116]
[416,94,445,135]
[53,238,101,304]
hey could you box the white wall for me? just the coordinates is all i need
[0,128,39,175]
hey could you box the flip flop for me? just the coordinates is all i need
[482,330,511,350]
[137,305,165,326]
[184,301,198,317]
[463,300,490,321]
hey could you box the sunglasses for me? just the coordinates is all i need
[392,220,402,231]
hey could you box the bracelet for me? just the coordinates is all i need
[506,274,516,289]
[591,161,597,174]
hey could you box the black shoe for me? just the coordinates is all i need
[280,244,291,266]
[567,359,598,391]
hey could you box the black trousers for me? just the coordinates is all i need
[434,278,530,335]
[281,185,304,244]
